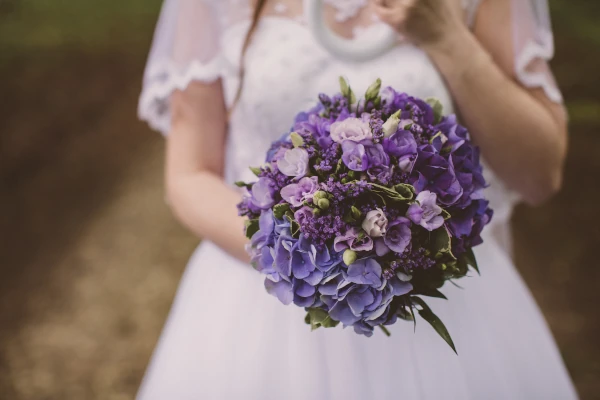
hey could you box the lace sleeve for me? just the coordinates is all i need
[138,0,225,134]
[467,0,563,103]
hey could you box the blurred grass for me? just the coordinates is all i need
[0,0,163,51]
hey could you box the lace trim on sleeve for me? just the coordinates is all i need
[513,33,563,103]
[138,58,223,135]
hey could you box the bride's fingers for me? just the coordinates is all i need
[372,4,407,27]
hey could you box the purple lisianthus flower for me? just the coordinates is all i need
[383,130,417,158]
[330,117,372,143]
[362,208,388,238]
[294,113,333,149]
[450,144,487,207]
[384,217,412,254]
[367,165,393,184]
[341,141,369,171]
[436,114,469,153]
[380,86,396,106]
[251,177,276,209]
[406,190,445,231]
[266,132,293,163]
[364,142,389,167]
[333,227,373,252]
[280,176,319,207]
[412,146,463,206]
[277,148,309,178]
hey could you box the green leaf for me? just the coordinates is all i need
[249,166,262,177]
[306,308,339,331]
[379,325,391,337]
[234,181,252,189]
[244,219,259,239]
[430,226,454,259]
[273,203,291,219]
[335,158,345,174]
[370,183,415,203]
[426,97,444,124]
[411,297,457,354]
[290,132,304,148]
[408,302,417,332]
[392,184,416,201]
[441,208,451,220]
[465,248,480,275]
[412,288,448,300]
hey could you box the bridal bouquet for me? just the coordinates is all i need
[237,78,492,351]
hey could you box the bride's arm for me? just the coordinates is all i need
[374,0,567,206]
[166,80,250,262]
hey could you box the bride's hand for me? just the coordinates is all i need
[371,0,466,49]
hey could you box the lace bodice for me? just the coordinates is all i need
[139,0,562,237]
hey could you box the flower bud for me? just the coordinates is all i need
[312,208,321,216]
[365,78,382,101]
[317,198,330,210]
[313,191,328,202]
[382,110,401,137]
[290,132,304,148]
[343,249,357,266]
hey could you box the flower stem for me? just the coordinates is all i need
[379,325,391,337]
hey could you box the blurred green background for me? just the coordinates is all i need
[0,0,599,399]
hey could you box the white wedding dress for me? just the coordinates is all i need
[136,0,578,398]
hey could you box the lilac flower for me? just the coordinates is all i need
[406,190,445,231]
[280,176,320,207]
[333,227,374,252]
[341,141,369,171]
[364,142,390,167]
[277,148,309,178]
[251,178,276,209]
[330,117,372,143]
[383,217,412,254]
[361,208,388,238]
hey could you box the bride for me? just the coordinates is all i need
[136,0,578,398]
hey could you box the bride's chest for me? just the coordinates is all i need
[219,18,453,130]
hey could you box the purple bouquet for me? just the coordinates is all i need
[237,78,492,351]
